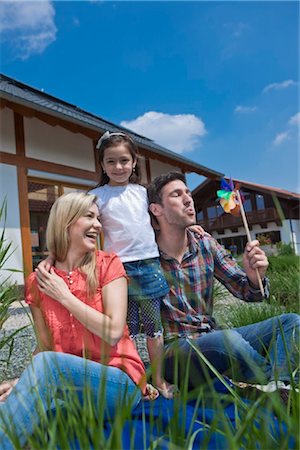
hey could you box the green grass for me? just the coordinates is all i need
[0,247,299,448]
[215,254,300,328]
[0,350,298,450]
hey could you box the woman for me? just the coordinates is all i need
[0,192,156,450]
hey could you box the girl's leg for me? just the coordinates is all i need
[126,297,140,341]
[141,297,177,398]
[0,351,141,450]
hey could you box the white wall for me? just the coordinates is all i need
[0,108,15,154]
[150,159,181,180]
[24,117,95,171]
[281,219,300,255]
[28,169,95,188]
[0,164,24,284]
[213,220,300,255]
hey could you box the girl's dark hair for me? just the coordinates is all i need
[94,133,142,188]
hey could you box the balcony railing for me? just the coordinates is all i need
[198,207,281,231]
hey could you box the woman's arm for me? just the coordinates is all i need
[30,305,53,352]
[37,267,128,346]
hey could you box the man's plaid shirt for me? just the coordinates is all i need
[159,230,269,341]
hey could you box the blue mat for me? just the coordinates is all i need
[106,379,295,449]
[67,379,295,449]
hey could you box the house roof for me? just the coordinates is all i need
[0,73,223,179]
[193,177,300,201]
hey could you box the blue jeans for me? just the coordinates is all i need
[0,352,141,450]
[164,313,300,389]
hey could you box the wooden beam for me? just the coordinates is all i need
[14,112,32,276]
[14,112,25,156]
[0,151,98,181]
[17,166,32,276]
[4,99,99,139]
[145,157,151,184]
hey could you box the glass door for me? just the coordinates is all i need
[28,179,88,269]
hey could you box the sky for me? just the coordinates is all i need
[1,0,299,193]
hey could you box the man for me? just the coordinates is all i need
[147,172,299,392]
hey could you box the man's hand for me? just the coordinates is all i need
[243,240,268,288]
[0,378,18,402]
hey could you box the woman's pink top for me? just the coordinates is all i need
[25,251,146,394]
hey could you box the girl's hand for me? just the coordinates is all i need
[0,379,18,402]
[35,267,70,303]
[37,254,55,273]
[189,225,210,237]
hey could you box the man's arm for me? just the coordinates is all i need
[212,238,269,301]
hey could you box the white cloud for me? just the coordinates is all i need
[262,80,297,94]
[234,105,257,114]
[121,111,207,154]
[273,131,290,146]
[0,0,57,60]
[289,112,300,127]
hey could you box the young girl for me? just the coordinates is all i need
[89,131,176,399]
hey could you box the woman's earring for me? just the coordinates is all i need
[103,169,106,174]
[133,166,136,172]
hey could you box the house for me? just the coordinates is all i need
[0,73,223,284]
[193,178,300,255]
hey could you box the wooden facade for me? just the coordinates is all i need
[0,74,222,283]
[193,179,300,255]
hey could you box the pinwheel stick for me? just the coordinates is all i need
[236,190,265,296]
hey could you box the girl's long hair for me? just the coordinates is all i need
[46,192,99,297]
[94,133,142,188]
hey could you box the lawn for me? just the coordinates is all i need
[0,224,299,449]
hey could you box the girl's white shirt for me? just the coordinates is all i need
[89,184,159,262]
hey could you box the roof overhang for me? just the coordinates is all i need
[0,74,223,179]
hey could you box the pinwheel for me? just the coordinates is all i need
[217,178,240,216]
[217,178,264,296]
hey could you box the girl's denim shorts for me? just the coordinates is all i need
[123,257,169,300]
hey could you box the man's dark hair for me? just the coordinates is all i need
[147,172,186,205]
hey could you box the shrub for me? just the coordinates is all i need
[0,198,24,363]
[276,242,296,256]
[268,255,299,272]
[267,255,299,312]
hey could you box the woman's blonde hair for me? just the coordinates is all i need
[46,192,99,296]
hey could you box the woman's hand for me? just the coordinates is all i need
[35,267,71,303]
[37,254,55,273]
[0,378,18,402]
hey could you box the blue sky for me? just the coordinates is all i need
[1,0,299,192]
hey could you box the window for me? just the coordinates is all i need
[242,192,252,213]
[28,179,88,269]
[207,204,223,219]
[256,231,281,245]
[256,194,265,210]
[218,235,247,255]
[197,210,204,221]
